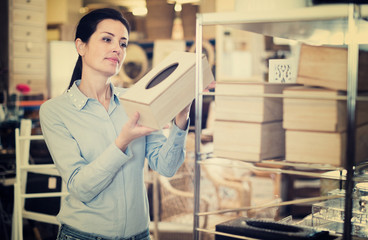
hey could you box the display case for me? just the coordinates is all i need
[193,3,368,240]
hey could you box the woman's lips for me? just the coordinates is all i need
[107,57,119,64]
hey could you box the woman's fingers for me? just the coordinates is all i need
[129,111,140,126]
[204,80,216,92]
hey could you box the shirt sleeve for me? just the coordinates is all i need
[40,101,132,203]
[145,120,190,177]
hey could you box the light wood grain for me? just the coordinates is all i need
[286,124,368,167]
[297,44,368,91]
[215,82,299,122]
[120,51,214,129]
[214,120,284,162]
[283,86,368,132]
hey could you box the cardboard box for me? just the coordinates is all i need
[285,124,368,167]
[283,86,368,132]
[215,82,298,122]
[297,44,368,91]
[120,51,214,129]
[213,120,285,161]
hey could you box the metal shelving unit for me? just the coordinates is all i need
[193,4,368,240]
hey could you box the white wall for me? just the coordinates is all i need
[48,41,78,98]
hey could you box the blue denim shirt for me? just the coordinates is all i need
[40,80,188,238]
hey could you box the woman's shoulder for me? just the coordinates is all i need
[40,92,69,114]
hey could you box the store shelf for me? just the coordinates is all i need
[201,91,368,101]
[197,194,342,217]
[199,158,345,180]
[194,3,365,240]
[201,91,349,100]
[200,4,368,45]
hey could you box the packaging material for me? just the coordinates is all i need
[285,124,368,167]
[283,86,368,132]
[297,44,368,91]
[120,51,214,129]
[214,120,284,161]
[215,82,298,122]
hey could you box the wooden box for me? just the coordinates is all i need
[215,82,298,122]
[213,120,285,161]
[283,86,368,132]
[120,51,214,129]
[297,44,368,91]
[285,124,368,167]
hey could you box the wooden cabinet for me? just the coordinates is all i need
[1,0,47,97]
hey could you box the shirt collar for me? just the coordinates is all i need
[111,84,123,105]
[67,80,123,111]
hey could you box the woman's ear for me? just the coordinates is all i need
[75,38,86,56]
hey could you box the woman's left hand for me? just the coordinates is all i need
[173,80,215,130]
[175,102,192,130]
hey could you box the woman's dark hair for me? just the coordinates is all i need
[68,8,131,89]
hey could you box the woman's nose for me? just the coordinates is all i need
[112,42,122,54]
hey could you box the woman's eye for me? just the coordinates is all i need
[103,37,111,42]
[120,42,127,48]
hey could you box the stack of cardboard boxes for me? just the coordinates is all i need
[213,44,368,167]
[214,82,293,161]
[284,44,368,168]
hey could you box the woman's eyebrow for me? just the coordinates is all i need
[102,31,128,40]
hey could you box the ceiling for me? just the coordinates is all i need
[83,0,200,12]
[83,0,146,11]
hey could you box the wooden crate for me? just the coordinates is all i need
[285,124,368,167]
[297,44,368,91]
[213,120,285,162]
[283,86,368,132]
[120,51,214,129]
[215,82,298,122]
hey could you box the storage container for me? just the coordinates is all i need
[215,82,297,122]
[285,124,368,167]
[120,51,214,129]
[214,120,284,161]
[297,44,368,91]
[283,86,368,132]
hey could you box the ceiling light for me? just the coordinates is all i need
[132,7,147,16]
[174,3,182,12]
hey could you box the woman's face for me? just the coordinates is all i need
[76,19,129,78]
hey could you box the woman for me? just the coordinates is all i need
[40,8,190,240]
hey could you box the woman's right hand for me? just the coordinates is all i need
[115,112,156,152]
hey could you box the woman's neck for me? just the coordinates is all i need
[79,74,112,110]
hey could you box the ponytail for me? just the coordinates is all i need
[68,55,82,89]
